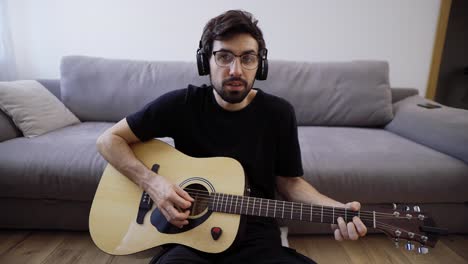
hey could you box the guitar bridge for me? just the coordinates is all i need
[136,164,159,224]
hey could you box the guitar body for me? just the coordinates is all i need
[89,139,245,255]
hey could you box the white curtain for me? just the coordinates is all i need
[0,0,17,81]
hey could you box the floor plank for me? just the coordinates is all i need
[41,232,111,264]
[0,230,31,255]
[109,247,162,264]
[290,235,353,263]
[441,235,468,261]
[1,231,466,264]
[0,231,65,264]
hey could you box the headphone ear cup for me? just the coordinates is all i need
[196,50,210,76]
[256,55,268,80]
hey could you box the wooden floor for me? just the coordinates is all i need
[0,230,467,264]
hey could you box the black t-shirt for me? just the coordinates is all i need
[127,84,303,198]
[126,84,303,239]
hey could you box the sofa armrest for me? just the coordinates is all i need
[0,109,22,142]
[390,87,419,103]
[385,95,468,164]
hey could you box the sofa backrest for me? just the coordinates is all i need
[256,60,393,126]
[60,56,393,126]
[60,56,209,122]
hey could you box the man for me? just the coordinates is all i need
[97,10,367,264]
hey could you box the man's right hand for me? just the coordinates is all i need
[143,173,194,228]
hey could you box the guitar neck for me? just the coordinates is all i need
[200,192,377,228]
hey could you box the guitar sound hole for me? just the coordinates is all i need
[185,183,210,217]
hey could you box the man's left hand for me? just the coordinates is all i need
[331,201,367,241]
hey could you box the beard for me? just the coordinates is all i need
[211,76,254,104]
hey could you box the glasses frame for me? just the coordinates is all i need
[212,50,260,70]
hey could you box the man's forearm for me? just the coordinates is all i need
[96,133,153,189]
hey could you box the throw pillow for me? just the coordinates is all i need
[0,80,80,137]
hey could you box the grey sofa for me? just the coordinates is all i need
[1,56,467,236]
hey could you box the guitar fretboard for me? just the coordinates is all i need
[194,192,376,227]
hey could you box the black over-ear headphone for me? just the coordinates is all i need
[196,41,269,81]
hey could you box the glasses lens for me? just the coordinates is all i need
[241,54,259,69]
[215,52,234,66]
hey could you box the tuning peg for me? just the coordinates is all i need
[413,205,421,212]
[405,242,415,251]
[393,238,400,248]
[405,205,411,211]
[392,203,397,210]
[417,246,429,254]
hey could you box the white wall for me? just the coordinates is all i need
[6,0,440,95]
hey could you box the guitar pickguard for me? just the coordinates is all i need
[150,207,212,234]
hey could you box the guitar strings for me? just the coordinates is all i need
[189,198,429,242]
[191,199,401,222]
[182,188,400,218]
[154,188,428,241]
[185,198,429,242]
[188,191,403,219]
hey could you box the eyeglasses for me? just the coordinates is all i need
[212,51,259,70]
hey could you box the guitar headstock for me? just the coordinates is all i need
[372,203,447,254]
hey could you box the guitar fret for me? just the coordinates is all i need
[229,194,233,213]
[266,200,270,217]
[252,198,256,215]
[373,211,376,228]
[274,200,277,218]
[246,197,250,215]
[224,194,228,212]
[300,203,303,221]
[218,193,224,212]
[282,201,285,219]
[332,207,335,224]
[258,199,262,216]
[220,193,224,212]
[310,204,313,222]
[234,195,238,214]
[290,202,293,219]
[321,206,323,223]
[345,208,347,222]
[221,193,225,212]
[240,196,244,214]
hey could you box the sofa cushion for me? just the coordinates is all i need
[256,61,393,126]
[0,122,112,201]
[299,126,468,204]
[0,80,80,137]
[385,95,468,164]
[60,56,208,122]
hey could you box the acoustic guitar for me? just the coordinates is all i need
[89,139,446,255]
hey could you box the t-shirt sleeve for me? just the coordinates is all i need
[275,102,304,177]
[126,89,186,142]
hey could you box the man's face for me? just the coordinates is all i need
[209,33,259,104]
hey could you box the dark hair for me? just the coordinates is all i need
[200,10,266,58]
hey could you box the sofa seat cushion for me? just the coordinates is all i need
[0,122,112,201]
[299,127,468,204]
